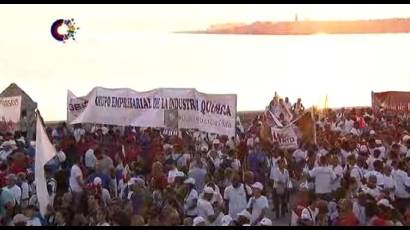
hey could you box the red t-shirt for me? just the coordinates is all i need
[125,146,140,164]
[151,175,168,191]
[336,213,360,226]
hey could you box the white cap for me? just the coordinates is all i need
[93,177,102,186]
[8,140,17,146]
[56,151,66,163]
[251,182,264,190]
[254,137,260,144]
[13,214,29,224]
[377,198,394,209]
[213,139,220,145]
[163,144,173,150]
[403,135,410,143]
[237,210,251,220]
[259,217,273,226]
[184,177,196,185]
[16,137,25,144]
[175,171,185,178]
[369,130,376,135]
[128,177,137,186]
[200,145,209,152]
[221,215,233,226]
[193,216,206,226]
[135,177,145,186]
[203,186,214,194]
[359,145,368,153]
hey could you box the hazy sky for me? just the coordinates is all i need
[1,4,410,121]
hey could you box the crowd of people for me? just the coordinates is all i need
[1,95,410,226]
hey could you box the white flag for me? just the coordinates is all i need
[35,113,56,217]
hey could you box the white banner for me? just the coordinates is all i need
[67,90,88,123]
[271,125,298,149]
[0,96,22,133]
[68,87,237,137]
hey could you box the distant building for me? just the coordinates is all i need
[0,83,37,140]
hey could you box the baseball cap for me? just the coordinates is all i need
[377,199,394,209]
[203,186,214,194]
[237,210,251,220]
[259,217,273,226]
[193,216,206,226]
[251,182,263,190]
[93,177,102,186]
[12,214,29,224]
[184,177,196,185]
[221,215,233,226]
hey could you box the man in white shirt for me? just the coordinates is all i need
[0,141,14,161]
[392,161,410,214]
[247,182,269,225]
[352,192,367,226]
[361,175,381,200]
[329,156,343,196]
[73,125,86,143]
[308,156,336,201]
[197,187,217,224]
[4,174,21,206]
[350,156,366,190]
[167,161,182,184]
[224,174,248,220]
[184,178,198,218]
[69,157,84,207]
[84,144,98,173]
[364,160,384,187]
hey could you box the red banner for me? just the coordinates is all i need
[372,91,410,112]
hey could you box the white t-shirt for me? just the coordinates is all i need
[84,149,97,169]
[184,189,199,217]
[309,166,336,194]
[20,182,30,201]
[69,164,83,192]
[247,196,269,224]
[197,198,215,221]
[361,185,381,199]
[352,202,366,226]
[330,165,343,191]
[392,169,410,198]
[26,217,42,226]
[350,165,365,188]
[73,128,85,142]
[5,185,22,205]
[224,184,248,220]
[167,168,180,184]
[364,170,384,186]
[293,149,306,163]
[0,149,12,161]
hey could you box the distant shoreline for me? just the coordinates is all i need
[176,17,410,36]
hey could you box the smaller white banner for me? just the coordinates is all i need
[0,96,22,133]
[271,126,298,149]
